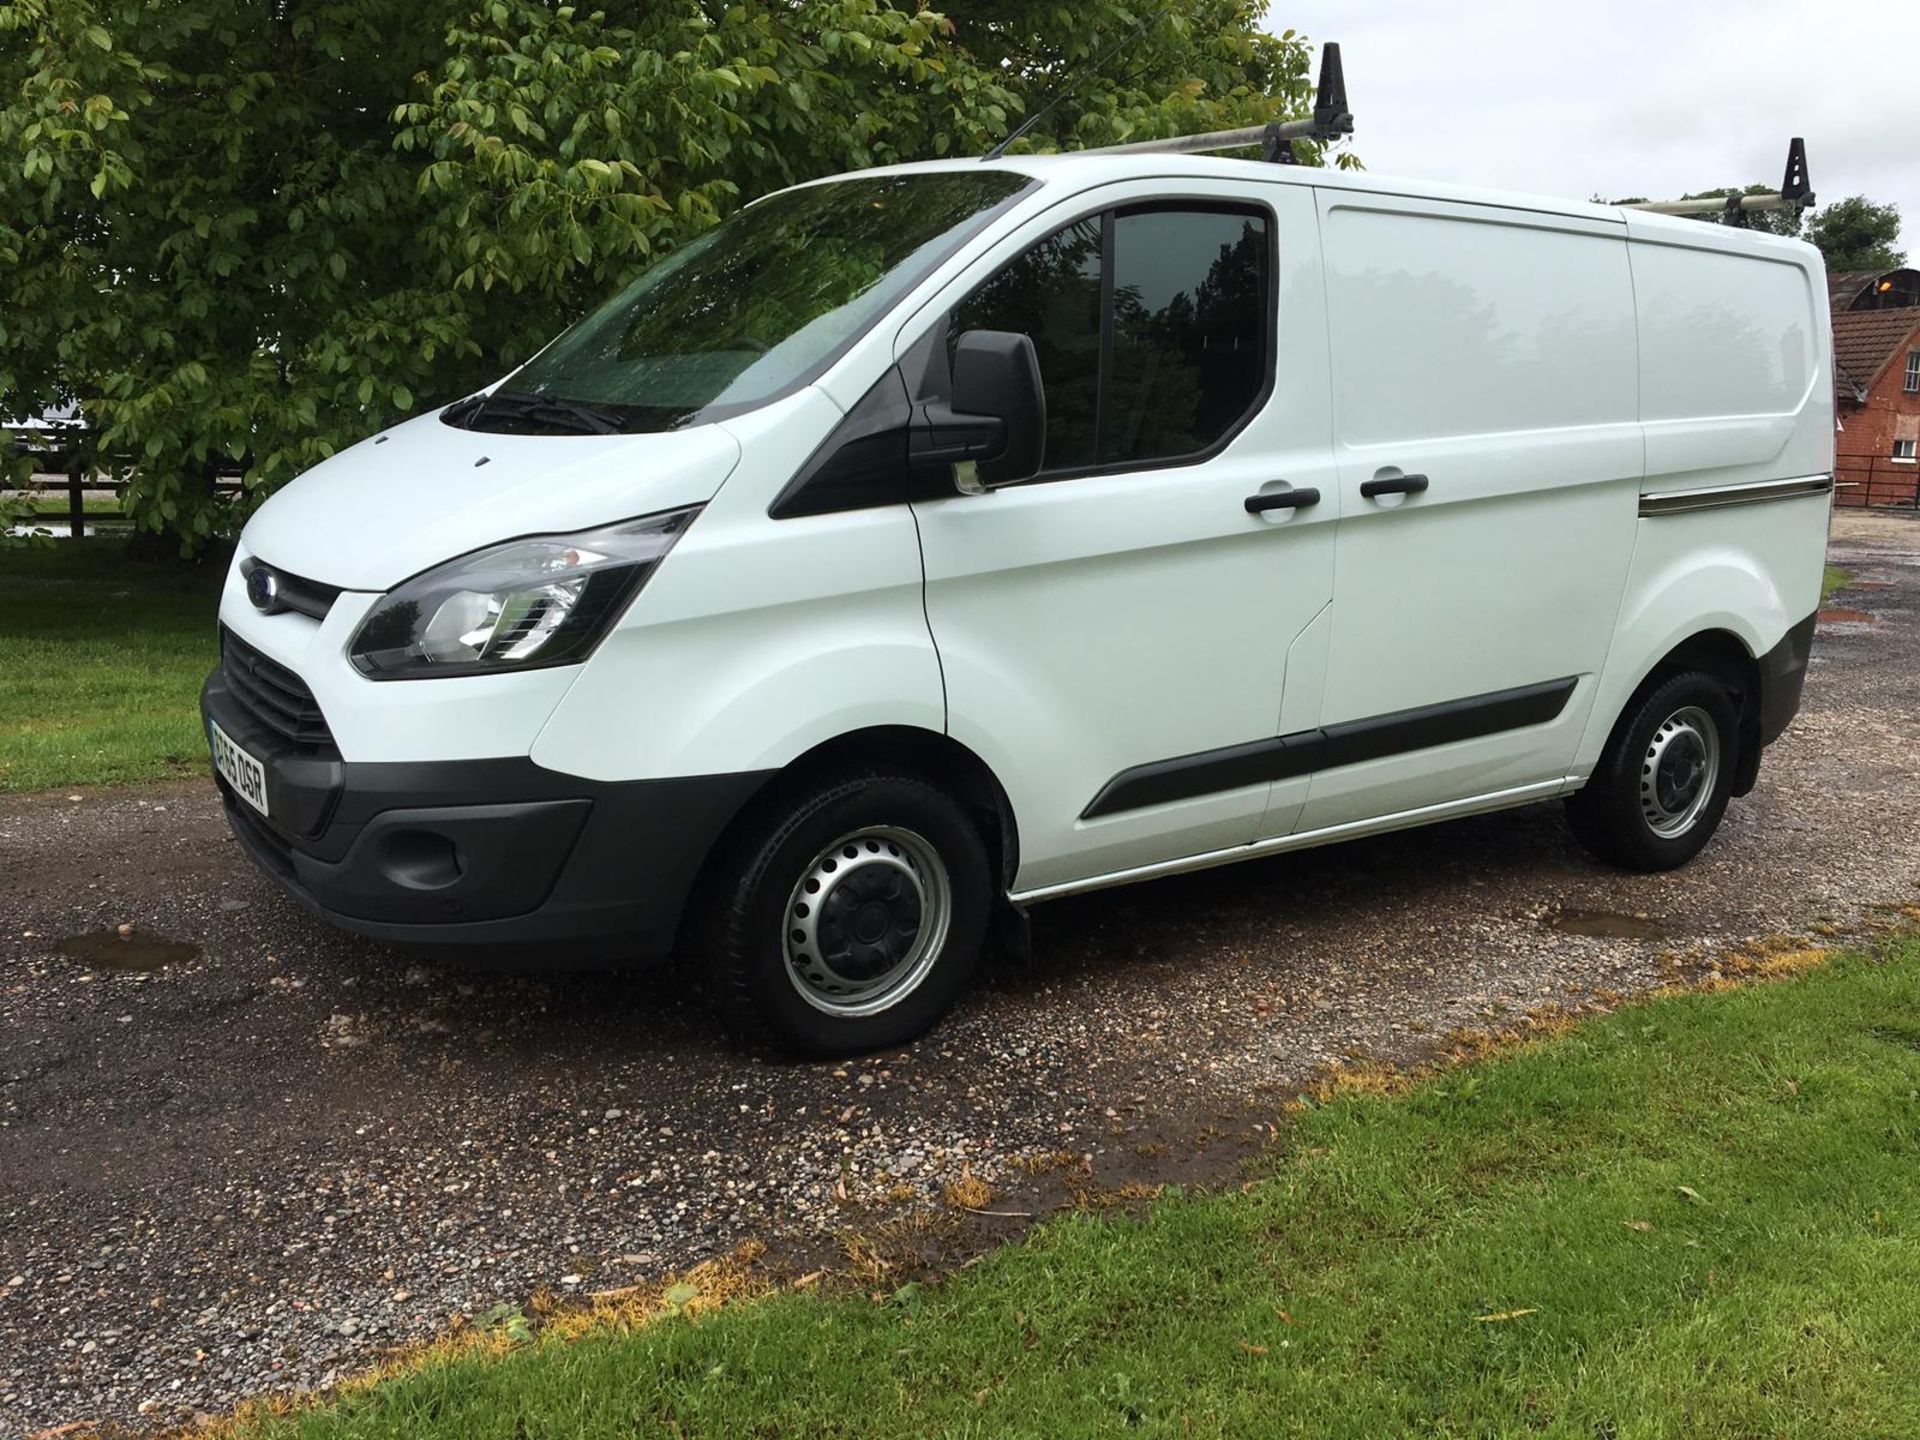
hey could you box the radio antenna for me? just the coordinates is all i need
[983,22,1147,162]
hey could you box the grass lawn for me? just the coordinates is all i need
[1823,564,1851,603]
[0,541,222,791]
[24,489,129,518]
[238,938,1920,1439]
[29,500,128,518]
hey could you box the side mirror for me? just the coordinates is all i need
[914,329,1046,492]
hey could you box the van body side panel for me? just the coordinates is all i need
[1300,192,1641,831]
[1567,220,1834,776]
[919,465,1334,892]
[529,389,947,782]
[906,180,1338,893]
[1625,213,1831,496]
[1255,598,1333,839]
[1569,491,1829,778]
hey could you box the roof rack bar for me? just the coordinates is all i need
[1627,193,1804,217]
[1081,42,1353,162]
[1093,123,1276,157]
[1620,138,1815,219]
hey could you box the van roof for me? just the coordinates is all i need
[825,152,1819,263]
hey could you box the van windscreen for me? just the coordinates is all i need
[452,170,1034,435]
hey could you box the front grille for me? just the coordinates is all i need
[275,569,342,621]
[220,628,337,752]
[239,557,341,621]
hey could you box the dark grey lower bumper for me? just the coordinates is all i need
[1757,611,1818,747]
[202,669,770,955]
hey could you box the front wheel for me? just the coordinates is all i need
[1566,671,1739,872]
[703,771,991,1058]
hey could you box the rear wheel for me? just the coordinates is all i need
[703,771,991,1058]
[1566,671,1738,871]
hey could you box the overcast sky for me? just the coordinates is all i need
[1273,0,1913,257]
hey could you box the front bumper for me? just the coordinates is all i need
[202,666,769,955]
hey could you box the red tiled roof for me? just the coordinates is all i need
[1832,308,1920,396]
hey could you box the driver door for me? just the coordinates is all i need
[905,181,1339,894]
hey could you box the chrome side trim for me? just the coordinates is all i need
[1638,474,1832,517]
[1011,778,1571,905]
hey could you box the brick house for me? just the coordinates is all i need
[1831,267,1920,506]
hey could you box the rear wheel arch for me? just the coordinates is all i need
[1625,630,1763,796]
[1568,668,1740,871]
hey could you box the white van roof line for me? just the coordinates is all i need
[828,155,1726,244]
[829,152,1816,261]
[831,36,1813,258]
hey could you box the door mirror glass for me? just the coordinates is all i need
[949,329,1047,487]
[908,328,1048,493]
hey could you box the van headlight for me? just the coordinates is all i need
[348,507,700,679]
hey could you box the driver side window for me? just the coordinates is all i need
[949,201,1273,477]
[950,216,1103,473]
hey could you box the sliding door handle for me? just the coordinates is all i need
[1360,473,1429,499]
[1245,486,1321,515]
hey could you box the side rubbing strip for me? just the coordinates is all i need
[1639,474,1832,517]
[1080,733,1320,819]
[1081,677,1578,820]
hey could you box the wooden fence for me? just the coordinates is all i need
[15,444,244,537]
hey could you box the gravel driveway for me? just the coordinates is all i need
[4,509,1918,1436]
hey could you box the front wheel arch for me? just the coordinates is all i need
[698,725,1019,900]
[697,766,995,1056]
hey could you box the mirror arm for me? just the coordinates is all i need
[909,402,1007,494]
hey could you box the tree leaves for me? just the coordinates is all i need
[0,0,1320,552]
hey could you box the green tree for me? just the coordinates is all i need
[0,1,1332,551]
[1805,195,1905,271]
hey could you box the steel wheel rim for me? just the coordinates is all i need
[782,826,952,1018]
[1641,704,1720,839]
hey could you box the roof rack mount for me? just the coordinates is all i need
[1622,138,1814,221]
[1086,42,1352,164]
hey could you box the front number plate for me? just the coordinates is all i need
[209,718,270,818]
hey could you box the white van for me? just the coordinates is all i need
[204,153,1834,1055]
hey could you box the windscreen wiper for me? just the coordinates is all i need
[460,389,626,435]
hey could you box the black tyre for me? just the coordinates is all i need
[1566,670,1739,872]
[703,770,991,1058]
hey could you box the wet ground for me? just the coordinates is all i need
[3,509,1919,1435]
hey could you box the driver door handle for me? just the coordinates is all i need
[1359,473,1429,499]
[1244,487,1321,515]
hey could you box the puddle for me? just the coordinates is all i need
[57,928,200,972]
[1817,607,1876,625]
[1544,909,1666,940]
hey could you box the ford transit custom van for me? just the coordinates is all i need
[204,153,1834,1056]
